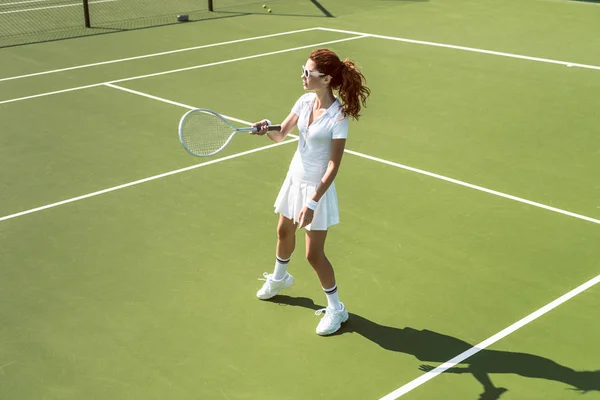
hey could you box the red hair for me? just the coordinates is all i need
[309,48,370,120]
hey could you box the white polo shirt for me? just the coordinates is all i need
[287,93,349,183]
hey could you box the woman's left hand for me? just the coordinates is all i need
[298,207,314,229]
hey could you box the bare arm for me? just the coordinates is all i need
[312,139,346,201]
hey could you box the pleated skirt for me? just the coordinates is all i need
[273,174,340,231]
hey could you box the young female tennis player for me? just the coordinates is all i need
[251,48,370,335]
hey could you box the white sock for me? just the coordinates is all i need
[273,256,290,280]
[323,284,341,310]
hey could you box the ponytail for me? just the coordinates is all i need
[309,49,370,121]
[338,59,370,120]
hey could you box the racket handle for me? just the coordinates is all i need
[241,125,282,133]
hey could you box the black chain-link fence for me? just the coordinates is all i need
[2,0,324,48]
[0,0,332,48]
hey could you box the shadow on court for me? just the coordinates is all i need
[269,295,600,400]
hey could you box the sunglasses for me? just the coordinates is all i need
[301,65,326,79]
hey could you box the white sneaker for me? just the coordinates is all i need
[256,272,294,300]
[315,302,349,336]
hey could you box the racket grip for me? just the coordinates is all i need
[267,125,282,132]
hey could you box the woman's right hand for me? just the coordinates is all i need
[251,119,270,135]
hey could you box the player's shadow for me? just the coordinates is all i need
[269,295,600,399]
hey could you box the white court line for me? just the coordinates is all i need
[5,79,599,228]
[103,83,251,126]
[0,83,298,223]
[379,274,600,399]
[103,83,301,136]
[105,83,600,227]
[0,0,115,14]
[0,82,104,105]
[0,83,299,223]
[0,138,298,223]
[0,28,320,82]
[5,87,600,400]
[0,35,367,106]
[346,149,600,225]
[2,23,597,400]
[103,35,366,84]
[316,27,600,71]
[1,0,48,6]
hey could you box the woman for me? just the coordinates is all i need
[251,48,370,336]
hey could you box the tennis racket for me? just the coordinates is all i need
[178,108,282,157]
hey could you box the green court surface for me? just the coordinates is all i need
[1,0,599,399]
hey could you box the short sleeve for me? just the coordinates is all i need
[332,113,349,139]
[292,93,309,116]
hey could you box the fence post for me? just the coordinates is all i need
[208,0,214,12]
[83,0,91,27]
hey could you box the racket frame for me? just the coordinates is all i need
[178,108,281,157]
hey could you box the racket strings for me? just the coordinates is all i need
[180,111,235,156]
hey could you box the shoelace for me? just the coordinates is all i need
[258,272,271,282]
[315,305,345,316]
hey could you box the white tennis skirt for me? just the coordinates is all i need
[273,174,340,231]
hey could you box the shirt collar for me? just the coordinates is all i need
[323,97,342,118]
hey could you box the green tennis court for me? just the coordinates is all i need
[1,0,599,399]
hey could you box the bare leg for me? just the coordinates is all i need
[306,228,348,335]
[256,214,298,300]
[276,214,297,259]
[305,229,335,289]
